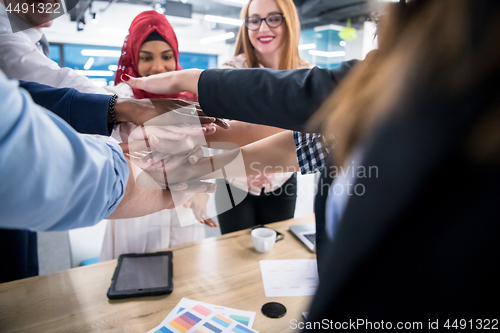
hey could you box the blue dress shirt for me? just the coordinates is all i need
[0,72,129,231]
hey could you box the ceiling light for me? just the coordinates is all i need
[213,0,247,7]
[83,57,94,70]
[298,43,316,51]
[204,15,243,26]
[81,49,121,57]
[200,32,235,45]
[76,70,115,77]
[165,15,195,26]
[314,24,344,32]
[108,65,118,71]
[308,50,346,58]
[98,28,128,36]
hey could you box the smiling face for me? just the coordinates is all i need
[137,40,177,77]
[247,0,287,60]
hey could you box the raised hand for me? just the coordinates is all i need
[122,102,230,181]
[114,97,229,130]
[121,69,203,95]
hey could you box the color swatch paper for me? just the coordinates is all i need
[155,327,175,333]
[193,304,213,317]
[148,298,257,333]
[199,322,222,333]
[155,309,256,333]
[166,299,255,328]
[231,324,255,333]
[211,314,232,328]
[228,315,249,327]
[169,311,202,332]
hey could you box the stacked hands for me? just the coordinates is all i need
[118,98,230,227]
[119,72,256,226]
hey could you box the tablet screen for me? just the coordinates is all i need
[115,255,171,291]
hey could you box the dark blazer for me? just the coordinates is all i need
[19,80,112,136]
[199,61,357,132]
[198,64,500,326]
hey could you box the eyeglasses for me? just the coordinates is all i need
[244,13,285,31]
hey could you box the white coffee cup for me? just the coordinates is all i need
[251,227,277,253]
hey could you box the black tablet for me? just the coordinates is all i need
[107,251,173,300]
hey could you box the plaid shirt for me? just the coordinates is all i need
[294,131,330,174]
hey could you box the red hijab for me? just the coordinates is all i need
[114,11,197,101]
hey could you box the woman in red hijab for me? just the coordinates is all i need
[101,11,206,262]
[113,10,197,101]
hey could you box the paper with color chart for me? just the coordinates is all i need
[259,259,319,297]
[165,298,255,328]
[154,308,257,333]
[148,298,257,333]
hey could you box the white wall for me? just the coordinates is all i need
[362,21,378,59]
[68,220,107,267]
[294,173,318,218]
[44,1,234,67]
[344,21,378,61]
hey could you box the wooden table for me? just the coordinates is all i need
[0,215,316,332]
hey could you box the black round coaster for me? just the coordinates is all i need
[261,302,287,319]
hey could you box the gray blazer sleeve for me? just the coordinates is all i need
[197,60,357,132]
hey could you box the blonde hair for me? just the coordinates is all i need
[234,0,303,70]
[308,0,500,165]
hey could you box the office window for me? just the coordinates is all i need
[179,53,218,70]
[299,28,345,69]
[64,44,121,87]
[48,43,218,86]
[48,45,61,65]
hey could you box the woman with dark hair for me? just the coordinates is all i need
[100,11,211,262]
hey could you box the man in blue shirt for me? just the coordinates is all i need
[0,76,219,283]
[0,71,208,231]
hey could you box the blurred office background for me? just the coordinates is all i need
[38,0,381,275]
